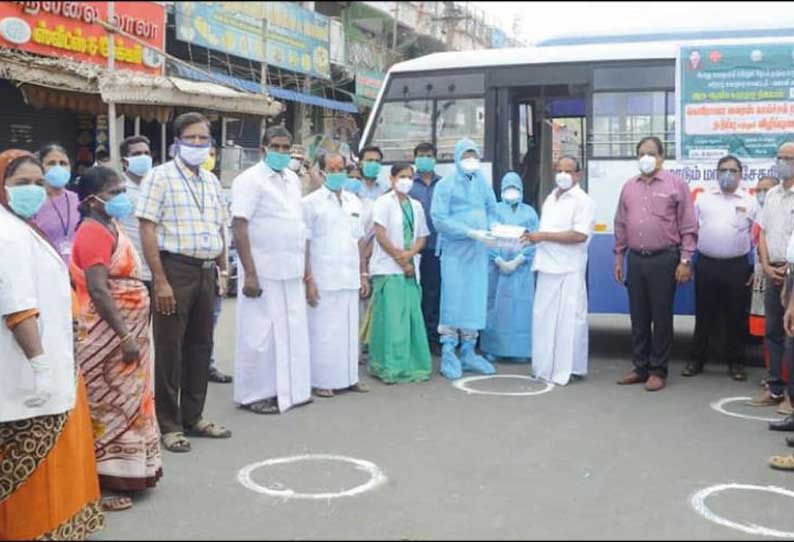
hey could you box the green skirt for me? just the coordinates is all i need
[368,274,432,384]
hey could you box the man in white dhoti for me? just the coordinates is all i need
[231,126,312,414]
[524,155,595,386]
[303,152,371,398]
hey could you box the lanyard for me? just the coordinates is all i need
[176,163,206,215]
[49,192,71,237]
[401,200,415,233]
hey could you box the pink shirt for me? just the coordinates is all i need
[31,189,80,264]
[613,169,698,259]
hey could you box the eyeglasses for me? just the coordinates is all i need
[717,168,740,174]
[777,156,794,162]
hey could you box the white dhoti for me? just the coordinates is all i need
[308,289,360,390]
[532,271,588,386]
[233,276,311,413]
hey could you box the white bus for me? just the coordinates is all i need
[358,29,794,315]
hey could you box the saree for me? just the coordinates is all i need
[70,222,162,492]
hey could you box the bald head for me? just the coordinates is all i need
[319,152,346,174]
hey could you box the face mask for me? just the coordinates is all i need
[555,172,574,190]
[201,155,216,172]
[362,161,381,179]
[415,156,436,173]
[178,140,211,167]
[395,177,414,194]
[324,172,347,191]
[718,171,739,192]
[288,158,302,172]
[44,165,70,188]
[266,151,291,172]
[5,185,47,219]
[460,157,480,174]
[757,192,766,206]
[777,159,794,180]
[638,154,657,175]
[126,155,152,177]
[503,187,521,204]
[344,178,363,195]
[97,193,133,220]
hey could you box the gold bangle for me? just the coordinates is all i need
[119,332,134,344]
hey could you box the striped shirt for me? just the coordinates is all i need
[135,157,226,260]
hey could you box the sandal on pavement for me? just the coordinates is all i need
[101,495,133,512]
[184,420,232,439]
[313,388,334,398]
[161,432,191,453]
[349,382,370,393]
[242,399,279,415]
[770,453,794,470]
[681,362,703,377]
[730,366,747,381]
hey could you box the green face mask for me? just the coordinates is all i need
[362,160,381,179]
[324,172,347,191]
[415,156,436,173]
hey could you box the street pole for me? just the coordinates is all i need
[392,2,399,50]
[107,1,119,171]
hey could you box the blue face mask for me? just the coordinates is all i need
[325,172,347,192]
[415,156,436,173]
[126,155,152,177]
[344,178,364,195]
[266,151,291,172]
[6,185,47,219]
[362,161,381,179]
[98,193,133,219]
[44,165,70,189]
[718,171,739,192]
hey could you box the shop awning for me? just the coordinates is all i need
[171,63,359,114]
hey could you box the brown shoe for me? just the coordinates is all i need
[617,371,647,385]
[778,398,794,416]
[645,375,666,392]
[769,453,794,471]
[749,389,785,407]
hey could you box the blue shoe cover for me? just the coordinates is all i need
[460,341,496,374]
[440,340,462,380]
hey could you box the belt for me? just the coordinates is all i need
[161,251,216,269]
[699,253,750,262]
[630,246,679,257]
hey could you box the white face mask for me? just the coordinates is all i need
[179,141,211,167]
[503,187,521,203]
[395,177,414,194]
[555,172,574,190]
[638,154,657,175]
[288,158,302,172]
[460,157,480,174]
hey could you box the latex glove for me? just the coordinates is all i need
[508,253,526,272]
[467,229,490,243]
[495,256,510,273]
[24,354,54,408]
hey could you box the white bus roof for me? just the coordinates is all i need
[389,36,794,74]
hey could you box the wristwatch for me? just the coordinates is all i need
[680,258,691,265]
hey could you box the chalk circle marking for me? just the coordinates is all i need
[237,454,386,500]
[691,483,794,538]
[452,374,554,396]
[710,396,785,423]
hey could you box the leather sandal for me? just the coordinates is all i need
[729,366,747,381]
[161,432,191,453]
[313,388,335,398]
[101,495,133,512]
[770,453,794,470]
[184,420,232,439]
[349,382,370,393]
[242,399,279,415]
[681,362,704,377]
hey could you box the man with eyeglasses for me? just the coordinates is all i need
[684,155,756,382]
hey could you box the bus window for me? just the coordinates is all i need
[370,99,433,162]
[435,98,485,161]
[591,91,675,158]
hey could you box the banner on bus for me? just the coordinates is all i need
[678,43,794,161]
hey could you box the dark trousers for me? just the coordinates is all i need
[153,255,217,435]
[627,250,679,378]
[419,248,441,345]
[765,273,794,397]
[691,254,752,368]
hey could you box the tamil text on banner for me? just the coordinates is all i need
[678,43,794,160]
[0,1,165,74]
[174,2,265,62]
[264,1,330,79]
[355,70,384,103]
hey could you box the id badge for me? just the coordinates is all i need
[60,241,72,257]
[200,233,212,250]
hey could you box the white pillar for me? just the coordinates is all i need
[107,1,119,170]
[134,116,141,136]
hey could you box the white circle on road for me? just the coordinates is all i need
[237,454,386,500]
[452,374,554,396]
[691,483,794,538]
[710,396,785,423]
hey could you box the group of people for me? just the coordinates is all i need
[4,106,794,539]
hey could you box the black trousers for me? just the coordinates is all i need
[419,248,441,345]
[765,272,794,397]
[627,250,679,378]
[691,254,753,368]
[153,254,217,435]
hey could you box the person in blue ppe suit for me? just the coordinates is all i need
[431,138,500,379]
[481,172,539,362]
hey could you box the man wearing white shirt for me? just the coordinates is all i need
[685,155,755,381]
[303,152,371,398]
[118,135,153,288]
[524,156,595,386]
[231,126,311,414]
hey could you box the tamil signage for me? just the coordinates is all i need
[355,69,384,104]
[0,1,165,74]
[175,1,331,79]
[678,43,794,160]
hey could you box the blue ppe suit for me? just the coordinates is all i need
[480,172,539,360]
[431,139,499,378]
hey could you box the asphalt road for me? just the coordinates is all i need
[96,301,794,540]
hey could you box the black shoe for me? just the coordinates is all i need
[208,366,233,383]
[786,436,794,448]
[681,362,704,377]
[769,414,794,432]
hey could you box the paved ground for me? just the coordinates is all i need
[96,301,794,540]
